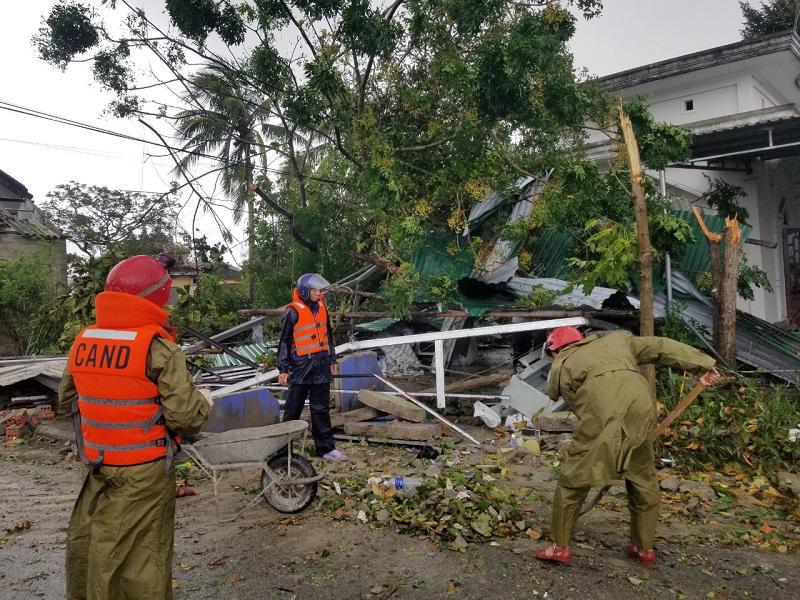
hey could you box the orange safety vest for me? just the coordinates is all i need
[67,292,176,467]
[288,290,330,357]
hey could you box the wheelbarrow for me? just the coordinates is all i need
[182,420,323,522]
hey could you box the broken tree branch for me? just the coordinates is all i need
[249,183,319,252]
[348,251,400,273]
[692,206,722,243]
[618,101,656,393]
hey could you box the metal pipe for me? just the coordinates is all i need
[265,385,510,401]
[689,139,800,163]
[373,374,481,445]
[665,253,673,306]
[212,317,589,398]
[434,339,446,409]
[183,316,269,354]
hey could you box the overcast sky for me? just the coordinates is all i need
[0,1,757,261]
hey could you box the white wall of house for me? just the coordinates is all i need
[589,35,800,324]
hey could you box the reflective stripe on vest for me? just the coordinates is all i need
[290,301,330,357]
[84,438,167,452]
[68,323,170,467]
[81,329,138,341]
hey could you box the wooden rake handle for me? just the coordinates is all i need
[650,380,708,440]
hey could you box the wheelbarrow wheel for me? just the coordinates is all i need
[261,454,318,513]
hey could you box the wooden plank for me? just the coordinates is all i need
[440,371,512,394]
[358,389,426,423]
[344,420,442,441]
[329,407,380,428]
[531,413,577,433]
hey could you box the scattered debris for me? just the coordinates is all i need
[344,421,442,441]
[358,390,426,423]
[329,407,380,428]
[1,406,56,440]
[5,520,31,534]
[473,401,501,428]
[660,476,682,492]
[323,468,530,551]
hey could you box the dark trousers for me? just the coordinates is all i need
[282,383,335,456]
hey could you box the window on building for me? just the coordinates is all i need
[684,99,694,112]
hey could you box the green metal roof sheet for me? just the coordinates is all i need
[529,211,752,288]
[208,341,276,368]
[410,233,474,280]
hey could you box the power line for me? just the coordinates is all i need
[0,136,175,168]
[0,99,345,185]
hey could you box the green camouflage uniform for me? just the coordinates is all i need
[546,332,715,549]
[59,338,210,600]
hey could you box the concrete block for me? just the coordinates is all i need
[358,389,426,422]
[329,407,380,428]
[344,420,441,441]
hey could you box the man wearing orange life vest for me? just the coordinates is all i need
[59,253,211,600]
[277,273,346,461]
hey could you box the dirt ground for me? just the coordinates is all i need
[1,421,798,600]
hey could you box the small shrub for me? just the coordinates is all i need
[514,285,559,309]
[656,374,800,473]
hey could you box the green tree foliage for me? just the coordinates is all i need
[40,182,183,258]
[696,252,773,302]
[740,0,799,39]
[54,251,123,350]
[514,285,560,309]
[34,1,607,307]
[168,274,249,337]
[40,183,190,348]
[657,373,800,472]
[168,236,249,338]
[700,176,750,223]
[0,250,63,355]
[694,177,772,301]
[536,110,694,294]
[35,1,98,68]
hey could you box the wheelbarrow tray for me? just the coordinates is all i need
[188,420,307,466]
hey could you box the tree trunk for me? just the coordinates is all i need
[718,218,741,366]
[618,103,656,393]
[691,208,740,366]
[708,238,722,350]
[245,143,255,304]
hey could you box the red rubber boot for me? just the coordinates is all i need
[535,544,572,565]
[626,544,656,567]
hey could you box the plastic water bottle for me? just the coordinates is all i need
[371,475,423,497]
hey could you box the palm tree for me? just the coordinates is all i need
[174,65,284,301]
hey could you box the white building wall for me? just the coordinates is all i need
[661,164,775,321]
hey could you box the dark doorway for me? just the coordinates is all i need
[783,228,800,329]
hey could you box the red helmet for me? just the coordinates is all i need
[105,253,176,307]
[544,326,584,356]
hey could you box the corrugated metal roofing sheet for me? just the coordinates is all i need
[410,233,474,281]
[0,359,66,389]
[529,211,752,288]
[508,277,640,310]
[355,318,400,333]
[208,341,276,368]
[654,271,800,383]
[529,228,575,279]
